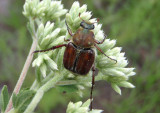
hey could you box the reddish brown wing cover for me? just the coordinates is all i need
[75,49,95,75]
[63,42,95,75]
[63,42,77,72]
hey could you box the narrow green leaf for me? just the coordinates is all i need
[0,85,9,112]
[12,90,35,113]
[36,67,42,83]
[12,93,17,108]
[111,83,121,95]
[118,81,135,88]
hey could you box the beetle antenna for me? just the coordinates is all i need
[94,44,117,64]
[92,18,99,24]
[79,13,99,24]
[79,13,84,21]
[65,20,73,36]
[79,13,88,23]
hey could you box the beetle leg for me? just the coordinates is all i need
[90,65,96,111]
[94,34,107,44]
[94,44,117,64]
[64,37,70,42]
[33,44,67,54]
[65,20,73,36]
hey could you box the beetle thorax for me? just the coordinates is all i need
[72,28,95,48]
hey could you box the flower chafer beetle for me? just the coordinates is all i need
[33,13,117,110]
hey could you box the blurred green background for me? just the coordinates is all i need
[0,0,160,113]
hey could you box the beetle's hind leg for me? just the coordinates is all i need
[65,20,73,36]
[90,64,98,111]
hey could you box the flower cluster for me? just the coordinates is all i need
[93,24,136,94]
[32,21,65,78]
[20,0,136,112]
[23,0,67,22]
[66,99,103,113]
[65,2,135,95]
[31,1,135,94]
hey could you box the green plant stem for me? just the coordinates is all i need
[30,80,40,91]
[24,72,64,112]
[56,75,106,85]
[24,72,107,112]
[24,90,44,113]
[7,75,104,113]
[30,73,107,91]
[7,109,15,113]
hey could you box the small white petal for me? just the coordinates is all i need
[75,101,83,108]
[37,23,44,37]
[50,28,61,40]
[40,35,51,47]
[32,55,44,67]
[66,13,74,25]
[54,9,68,17]
[111,83,121,95]
[80,11,92,21]
[77,85,85,90]
[44,22,54,36]
[70,1,80,14]
[127,72,136,76]
[118,81,135,88]
[89,109,103,113]
[40,63,47,78]
[48,36,65,48]
[46,61,58,71]
[89,18,97,23]
[79,4,87,13]
[103,69,125,76]
[81,99,90,107]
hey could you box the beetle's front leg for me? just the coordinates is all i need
[94,34,107,44]
[33,44,67,54]
[65,20,73,36]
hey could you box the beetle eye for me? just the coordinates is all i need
[92,25,95,29]
[80,22,84,28]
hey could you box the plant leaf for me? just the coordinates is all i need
[111,83,121,95]
[12,93,17,108]
[12,90,35,113]
[0,85,9,113]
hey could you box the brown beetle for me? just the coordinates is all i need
[33,14,117,110]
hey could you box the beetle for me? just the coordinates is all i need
[33,13,117,110]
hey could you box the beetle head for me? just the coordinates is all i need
[79,13,99,30]
[80,21,95,30]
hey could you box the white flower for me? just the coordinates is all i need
[65,1,136,94]
[66,100,103,113]
[23,0,68,22]
[32,1,135,94]
[32,21,64,78]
